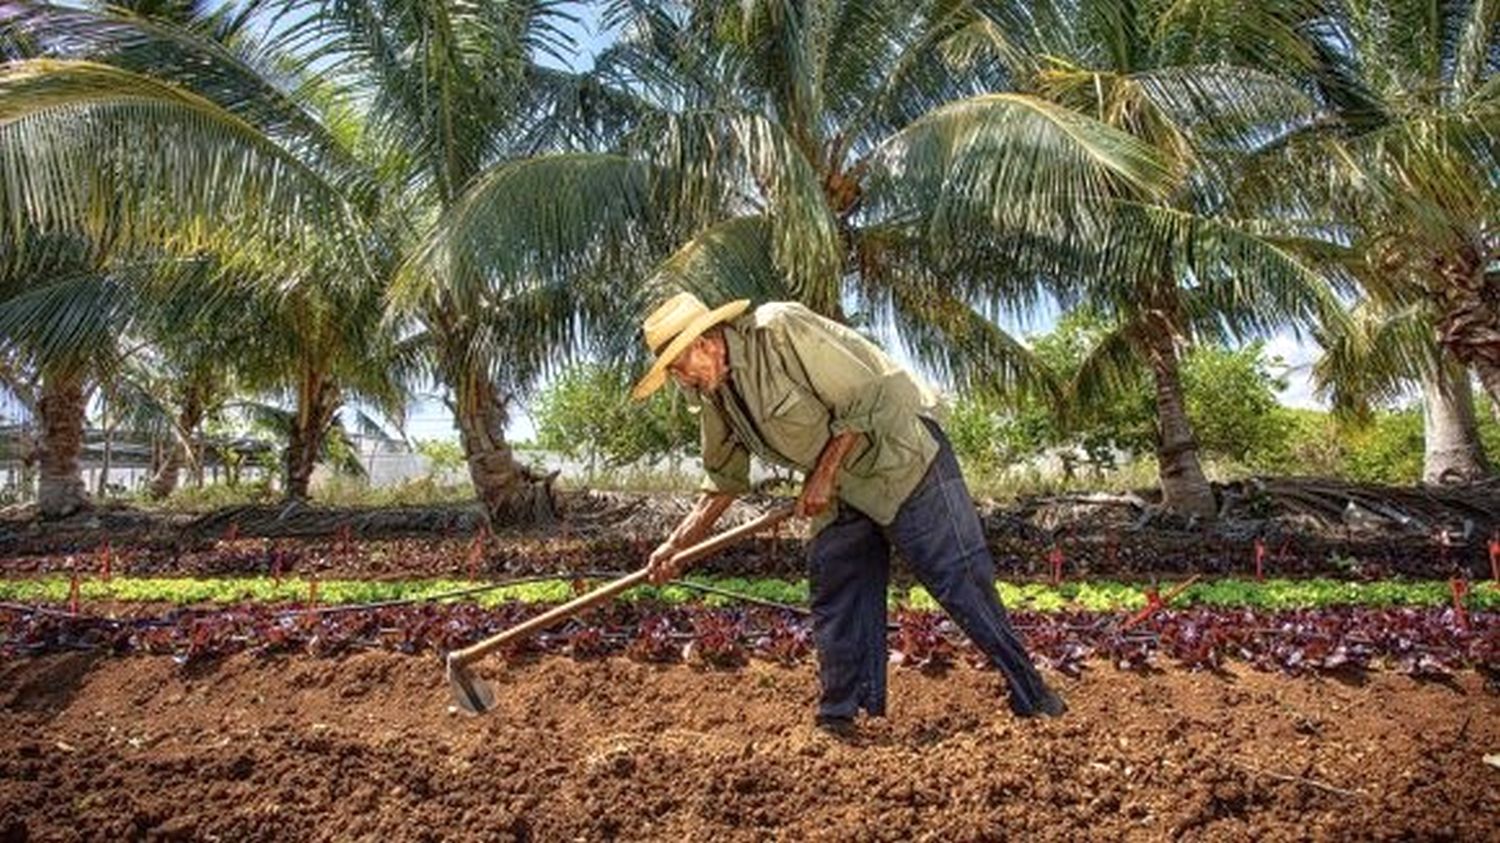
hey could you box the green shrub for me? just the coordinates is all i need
[532,362,698,475]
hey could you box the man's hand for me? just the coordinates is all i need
[795,472,835,518]
[647,540,682,585]
[645,493,736,585]
[797,431,863,518]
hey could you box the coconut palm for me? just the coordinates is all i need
[405,0,1184,475]
[0,241,134,516]
[950,0,1350,515]
[1,1,417,504]
[5,0,653,523]
[270,0,621,522]
[1312,297,1493,484]
[1243,0,1499,403]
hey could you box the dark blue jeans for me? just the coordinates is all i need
[808,419,1050,718]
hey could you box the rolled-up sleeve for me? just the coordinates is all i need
[698,398,752,495]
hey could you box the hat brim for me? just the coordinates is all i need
[631,299,750,400]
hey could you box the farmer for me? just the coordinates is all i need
[633,293,1067,735]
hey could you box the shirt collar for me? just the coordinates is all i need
[722,320,751,376]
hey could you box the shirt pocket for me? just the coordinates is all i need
[763,387,827,462]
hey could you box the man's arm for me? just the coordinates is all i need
[796,430,863,518]
[647,492,737,584]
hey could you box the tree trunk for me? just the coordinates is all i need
[98,423,113,498]
[1434,252,1500,407]
[148,389,205,499]
[1143,331,1217,518]
[284,373,340,501]
[1421,358,1492,484]
[455,370,556,527]
[37,371,89,519]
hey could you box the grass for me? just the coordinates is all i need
[3,575,1495,612]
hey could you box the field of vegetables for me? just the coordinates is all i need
[3,525,1498,841]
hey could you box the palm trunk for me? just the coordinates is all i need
[148,389,205,499]
[455,369,555,527]
[1421,358,1491,485]
[1144,331,1217,517]
[36,371,89,519]
[97,424,113,498]
[284,373,340,501]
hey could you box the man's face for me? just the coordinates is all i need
[668,335,727,393]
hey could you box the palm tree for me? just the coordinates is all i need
[2,2,412,505]
[5,0,643,523]
[0,244,132,516]
[1313,298,1493,484]
[273,0,612,522]
[1248,1,1499,403]
[956,0,1349,515]
[406,1,1184,489]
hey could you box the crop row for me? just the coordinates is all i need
[2,600,1492,678]
[1,574,1497,612]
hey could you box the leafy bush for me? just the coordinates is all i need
[531,362,698,474]
[414,438,467,477]
[948,322,1294,485]
[1337,410,1426,485]
[1180,342,1294,468]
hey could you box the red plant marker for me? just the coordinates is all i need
[1449,578,1470,633]
[68,566,81,616]
[1489,533,1499,585]
[225,520,239,543]
[1253,538,1266,583]
[98,540,112,582]
[1122,587,1164,632]
[1048,545,1064,585]
[1120,574,1201,632]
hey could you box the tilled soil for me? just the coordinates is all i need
[2,652,1497,842]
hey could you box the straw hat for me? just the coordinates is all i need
[631,292,750,400]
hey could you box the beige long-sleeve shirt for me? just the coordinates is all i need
[688,302,941,532]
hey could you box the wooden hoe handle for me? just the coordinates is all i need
[447,505,795,668]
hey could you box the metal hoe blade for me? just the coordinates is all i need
[446,654,497,715]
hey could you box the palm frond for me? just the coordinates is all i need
[876,283,1061,406]
[0,272,132,372]
[393,152,659,312]
[866,92,1174,256]
[1065,320,1147,423]
[1311,300,1439,416]
[0,60,370,281]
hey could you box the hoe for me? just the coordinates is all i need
[445,505,795,714]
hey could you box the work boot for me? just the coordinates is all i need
[1011,686,1068,719]
[814,713,857,739]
